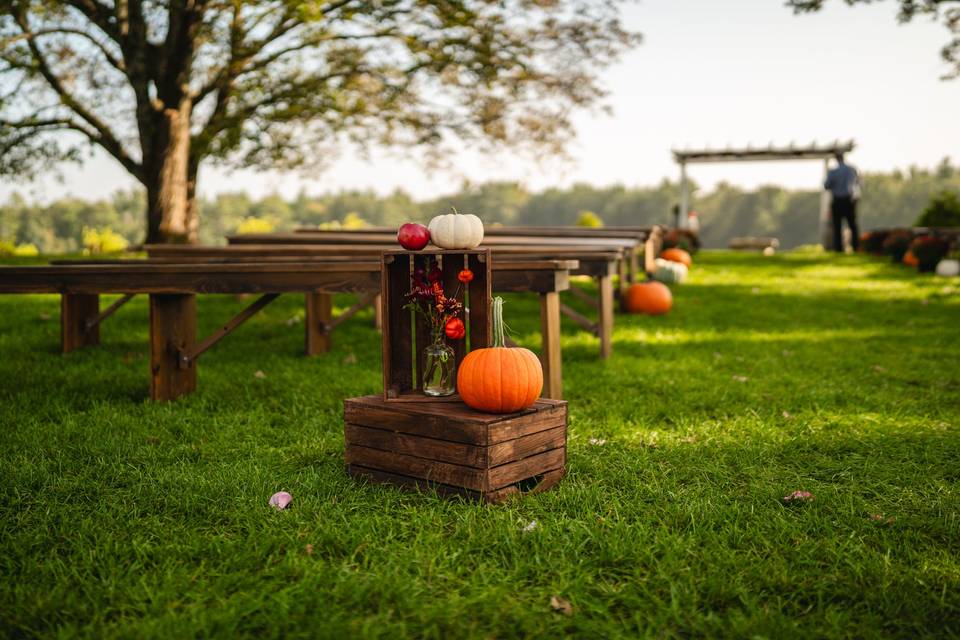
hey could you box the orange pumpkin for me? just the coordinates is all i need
[903,250,919,267]
[624,281,672,315]
[458,297,543,413]
[661,248,692,268]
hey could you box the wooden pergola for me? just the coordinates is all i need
[672,140,856,244]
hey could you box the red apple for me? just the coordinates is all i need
[397,222,430,251]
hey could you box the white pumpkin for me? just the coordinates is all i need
[652,258,688,284]
[428,209,484,249]
[936,258,960,277]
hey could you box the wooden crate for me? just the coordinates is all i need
[344,395,567,503]
[380,249,491,401]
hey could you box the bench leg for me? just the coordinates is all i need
[61,294,100,353]
[539,291,563,400]
[150,294,197,401]
[305,292,332,356]
[599,274,614,360]
[372,294,382,331]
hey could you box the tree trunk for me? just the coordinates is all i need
[143,98,196,244]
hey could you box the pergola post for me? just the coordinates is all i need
[679,161,689,229]
[820,157,832,250]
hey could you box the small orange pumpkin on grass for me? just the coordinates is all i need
[660,247,692,268]
[458,297,542,413]
[624,281,673,315]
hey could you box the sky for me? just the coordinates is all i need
[2,0,958,204]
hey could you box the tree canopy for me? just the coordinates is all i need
[787,0,960,79]
[0,0,638,241]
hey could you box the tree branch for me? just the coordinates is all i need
[10,7,143,180]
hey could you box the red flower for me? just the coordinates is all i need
[458,268,474,283]
[427,263,442,283]
[444,317,466,340]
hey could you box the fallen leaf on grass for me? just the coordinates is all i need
[284,316,301,327]
[254,370,266,379]
[269,491,292,510]
[588,438,607,446]
[305,544,314,555]
[782,411,793,419]
[782,490,814,504]
[343,353,358,365]
[550,596,573,616]
[38,313,51,321]
[732,375,749,383]
[869,514,895,525]
[522,520,538,533]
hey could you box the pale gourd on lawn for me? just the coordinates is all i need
[652,258,688,284]
[936,258,960,277]
[428,208,484,249]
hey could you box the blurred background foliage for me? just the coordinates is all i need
[2,158,957,251]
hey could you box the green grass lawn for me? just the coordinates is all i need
[1,251,958,638]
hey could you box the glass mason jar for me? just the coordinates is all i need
[422,338,456,397]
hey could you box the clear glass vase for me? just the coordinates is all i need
[422,339,456,397]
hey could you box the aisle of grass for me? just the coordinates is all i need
[1,251,958,638]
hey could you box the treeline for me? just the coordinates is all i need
[2,158,958,253]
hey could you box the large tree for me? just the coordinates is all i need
[787,0,959,80]
[0,1,638,243]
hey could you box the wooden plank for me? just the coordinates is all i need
[598,273,614,360]
[0,263,382,295]
[382,254,413,398]
[539,292,563,400]
[372,294,382,330]
[344,401,487,444]
[345,444,486,491]
[486,447,566,491]
[347,465,480,501]
[487,426,566,467]
[483,468,566,504]
[345,424,486,467]
[468,251,492,350]
[61,293,100,353]
[149,294,197,401]
[487,401,567,444]
[305,292,333,355]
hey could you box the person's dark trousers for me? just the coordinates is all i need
[831,196,859,252]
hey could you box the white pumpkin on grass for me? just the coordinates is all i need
[428,208,484,249]
[652,258,688,284]
[936,258,960,277]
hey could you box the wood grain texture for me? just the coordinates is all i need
[539,291,563,400]
[61,293,99,353]
[305,292,332,355]
[149,294,196,402]
[382,253,413,399]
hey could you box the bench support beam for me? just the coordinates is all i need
[178,293,280,369]
[305,292,333,355]
[150,294,197,401]
[61,294,100,353]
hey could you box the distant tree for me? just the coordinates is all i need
[787,0,960,79]
[235,216,275,234]
[576,210,603,227]
[1,1,639,243]
[915,190,960,227]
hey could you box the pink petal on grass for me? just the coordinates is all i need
[782,490,814,503]
[269,491,293,510]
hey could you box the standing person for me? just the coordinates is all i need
[824,152,861,252]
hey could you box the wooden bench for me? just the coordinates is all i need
[0,261,380,401]
[143,248,575,396]
[216,239,626,359]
